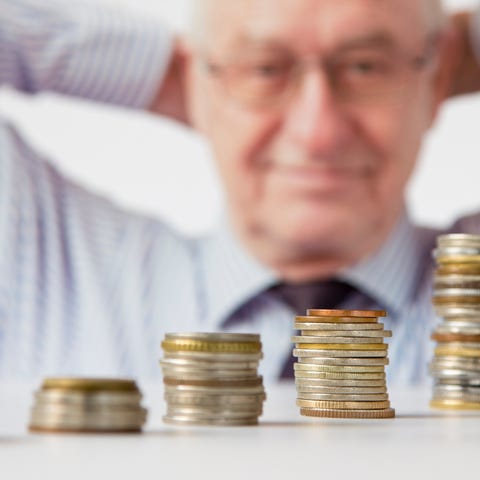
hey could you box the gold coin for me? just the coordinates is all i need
[296,343,388,351]
[434,346,480,358]
[161,340,262,354]
[294,371,385,381]
[163,377,264,388]
[437,264,480,275]
[296,399,391,409]
[294,363,385,373]
[436,255,480,264]
[300,408,395,419]
[306,309,387,318]
[433,297,480,305]
[41,378,138,392]
[430,399,480,410]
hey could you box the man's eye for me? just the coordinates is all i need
[343,59,389,76]
[248,64,288,78]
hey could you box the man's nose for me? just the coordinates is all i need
[282,70,353,156]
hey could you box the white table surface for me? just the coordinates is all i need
[1,381,479,480]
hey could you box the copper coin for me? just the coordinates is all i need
[431,332,480,343]
[306,309,387,318]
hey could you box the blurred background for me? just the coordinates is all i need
[1,0,479,235]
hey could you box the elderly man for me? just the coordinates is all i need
[0,0,478,384]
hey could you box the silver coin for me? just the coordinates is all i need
[431,356,480,370]
[295,378,386,387]
[164,332,261,343]
[437,234,480,248]
[165,406,263,419]
[300,330,391,338]
[163,415,258,426]
[31,402,146,416]
[29,416,146,431]
[294,363,385,373]
[294,371,385,380]
[432,391,480,403]
[433,383,480,394]
[434,274,480,283]
[434,306,480,318]
[33,390,143,407]
[160,366,259,380]
[160,358,260,370]
[294,322,384,331]
[293,348,388,358]
[163,385,265,395]
[433,246,480,257]
[435,377,480,386]
[429,368,480,381]
[297,357,389,366]
[434,288,480,297]
[164,392,266,407]
[291,336,384,344]
[295,385,387,394]
[162,351,263,361]
[296,393,389,402]
[435,323,480,335]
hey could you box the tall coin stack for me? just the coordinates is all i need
[431,233,480,410]
[292,309,395,419]
[160,333,266,425]
[29,378,147,433]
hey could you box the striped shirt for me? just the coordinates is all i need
[1,0,480,386]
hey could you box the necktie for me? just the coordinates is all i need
[270,280,358,379]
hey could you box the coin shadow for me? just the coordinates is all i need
[396,412,480,419]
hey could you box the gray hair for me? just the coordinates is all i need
[189,0,448,45]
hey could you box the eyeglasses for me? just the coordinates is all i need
[202,37,439,109]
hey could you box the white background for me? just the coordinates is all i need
[1,0,479,234]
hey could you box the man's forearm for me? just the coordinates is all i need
[0,0,173,110]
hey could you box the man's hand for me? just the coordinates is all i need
[449,12,480,97]
[149,39,189,125]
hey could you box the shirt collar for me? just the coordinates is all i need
[200,219,278,330]
[340,214,426,316]
[201,214,425,328]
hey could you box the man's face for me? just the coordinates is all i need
[188,0,443,265]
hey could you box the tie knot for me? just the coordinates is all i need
[271,279,357,315]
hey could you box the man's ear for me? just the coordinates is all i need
[429,22,461,122]
[181,39,209,135]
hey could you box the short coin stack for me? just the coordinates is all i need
[430,233,480,410]
[160,333,266,425]
[29,378,147,433]
[293,309,395,419]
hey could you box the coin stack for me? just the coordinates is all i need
[430,233,480,410]
[292,309,395,419]
[29,378,148,433]
[160,333,266,425]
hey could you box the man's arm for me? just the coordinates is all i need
[450,9,480,96]
[0,0,186,120]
